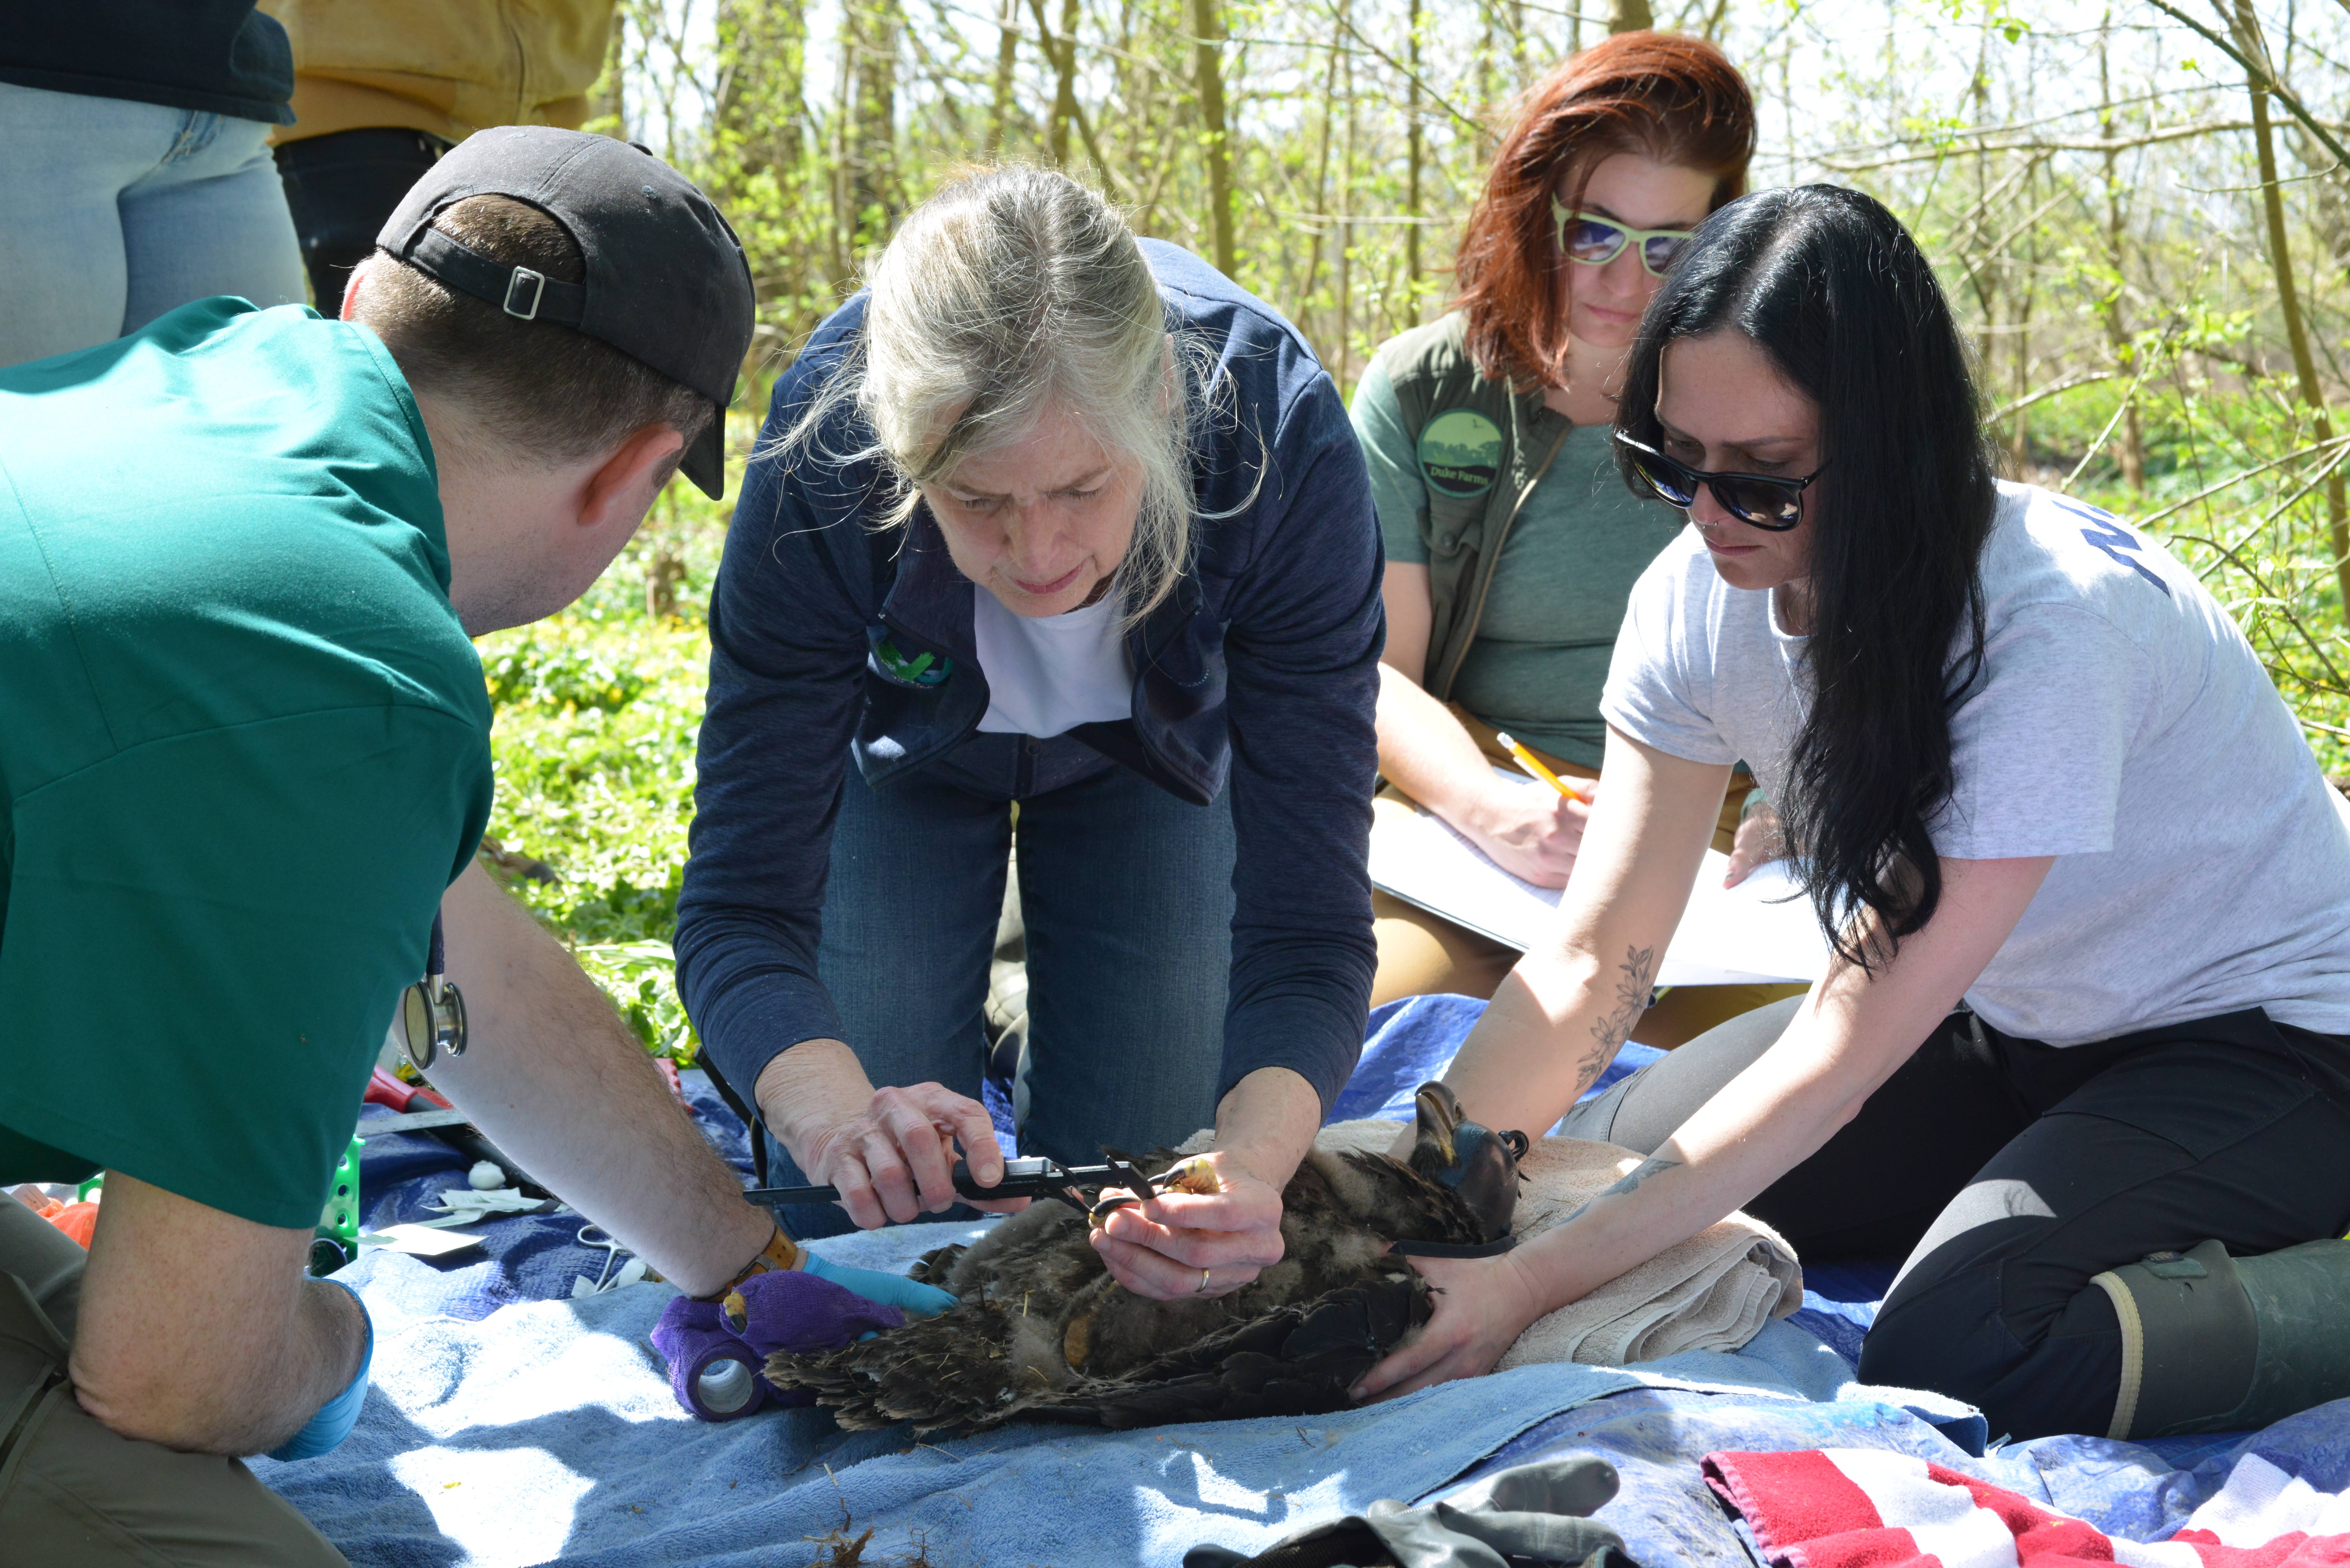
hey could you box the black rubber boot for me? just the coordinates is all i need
[2093,1236,2350,1438]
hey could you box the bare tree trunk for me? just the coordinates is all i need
[1046,0,1078,165]
[1297,15,1346,311]
[1608,0,1653,33]
[593,5,630,136]
[828,5,853,279]
[989,0,1020,156]
[1193,0,1237,275]
[847,0,901,246]
[2233,0,2350,606]
[1335,0,1357,392]
[1405,0,1423,315]
[1476,0,1499,112]
[2096,19,2146,490]
[714,0,808,178]
[2011,221,2035,472]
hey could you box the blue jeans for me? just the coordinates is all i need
[0,82,306,369]
[765,734,1236,1239]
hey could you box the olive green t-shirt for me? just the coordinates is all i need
[0,298,493,1231]
[1352,358,1685,769]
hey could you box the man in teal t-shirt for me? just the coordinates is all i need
[0,131,780,1565]
[0,297,493,1228]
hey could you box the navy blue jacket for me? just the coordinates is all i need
[675,241,1383,1118]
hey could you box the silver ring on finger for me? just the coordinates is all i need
[1199,1266,1212,1295]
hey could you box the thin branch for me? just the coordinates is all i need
[1990,370,2122,420]
[1819,119,2283,171]
[1330,12,1484,136]
[2139,0,2350,170]
[2137,435,2350,527]
[2167,527,2350,689]
[1812,81,2232,160]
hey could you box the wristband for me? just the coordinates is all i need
[703,1225,956,1318]
[699,1225,806,1301]
[267,1280,373,1462]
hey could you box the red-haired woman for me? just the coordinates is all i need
[1361,32,1775,1037]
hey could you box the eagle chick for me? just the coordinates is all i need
[766,1082,1523,1435]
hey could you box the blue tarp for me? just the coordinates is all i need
[262,1000,2331,1566]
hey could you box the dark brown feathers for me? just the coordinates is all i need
[766,1084,1520,1435]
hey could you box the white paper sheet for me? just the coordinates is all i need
[358,1223,486,1258]
[1368,775,1830,986]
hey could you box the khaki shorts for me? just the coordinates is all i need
[0,1196,346,1567]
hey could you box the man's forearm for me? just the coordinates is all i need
[72,1174,369,1455]
[428,863,771,1297]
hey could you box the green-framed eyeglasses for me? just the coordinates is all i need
[1550,198,1694,276]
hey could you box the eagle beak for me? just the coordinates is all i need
[1414,1083,1460,1167]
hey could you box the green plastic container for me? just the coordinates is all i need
[319,1134,362,1244]
[307,1134,365,1275]
[75,1133,364,1275]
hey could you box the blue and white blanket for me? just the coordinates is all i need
[256,998,2350,1566]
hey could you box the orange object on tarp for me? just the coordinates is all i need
[47,1202,98,1247]
[13,1189,100,1248]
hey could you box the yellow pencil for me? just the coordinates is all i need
[1495,731,1593,805]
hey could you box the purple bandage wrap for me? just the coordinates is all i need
[651,1269,905,1421]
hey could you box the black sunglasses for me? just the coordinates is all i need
[1614,433,1826,531]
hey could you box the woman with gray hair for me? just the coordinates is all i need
[676,168,1385,1300]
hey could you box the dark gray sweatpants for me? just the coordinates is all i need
[1561,997,2350,1440]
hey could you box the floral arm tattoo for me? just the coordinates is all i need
[1572,944,1657,1097]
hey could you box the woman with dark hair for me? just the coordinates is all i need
[1360,32,1785,1039]
[1359,185,2350,1443]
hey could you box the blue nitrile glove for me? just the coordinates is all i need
[799,1251,957,1319]
[267,1280,373,1462]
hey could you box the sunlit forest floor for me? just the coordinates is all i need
[478,389,2350,1062]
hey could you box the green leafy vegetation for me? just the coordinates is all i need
[475,481,734,1060]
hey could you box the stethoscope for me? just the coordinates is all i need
[401,913,468,1070]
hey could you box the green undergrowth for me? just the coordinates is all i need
[474,478,733,1062]
[2009,375,2350,773]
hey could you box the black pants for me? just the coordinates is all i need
[273,128,453,313]
[1561,996,2350,1439]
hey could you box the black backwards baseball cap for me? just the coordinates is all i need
[376,127,756,499]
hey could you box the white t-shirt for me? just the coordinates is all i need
[1601,480,2350,1045]
[972,586,1135,737]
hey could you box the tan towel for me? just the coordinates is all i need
[1313,1119,1804,1368]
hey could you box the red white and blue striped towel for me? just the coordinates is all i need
[1704,1445,2350,1567]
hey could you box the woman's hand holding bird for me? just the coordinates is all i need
[1090,1147,1289,1299]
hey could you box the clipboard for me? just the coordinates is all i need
[1367,773,1831,987]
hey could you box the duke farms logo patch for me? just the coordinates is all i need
[1417,409,1504,498]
